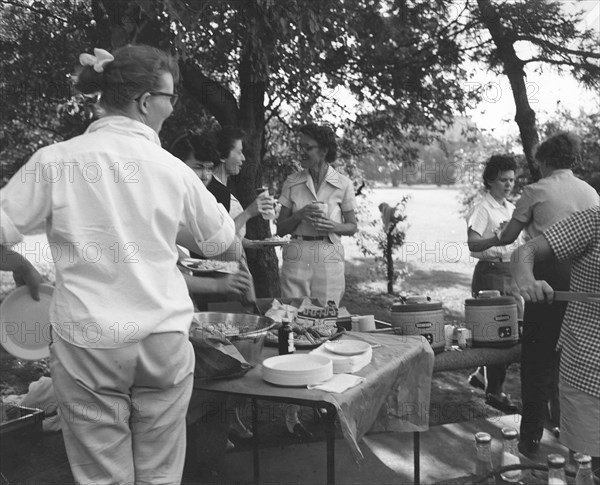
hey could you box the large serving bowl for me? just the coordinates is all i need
[192,312,277,365]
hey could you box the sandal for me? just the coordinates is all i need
[468,371,487,391]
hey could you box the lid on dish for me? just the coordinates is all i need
[392,296,442,312]
[465,295,517,306]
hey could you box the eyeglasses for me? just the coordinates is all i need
[135,91,179,106]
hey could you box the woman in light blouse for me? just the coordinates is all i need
[276,123,357,438]
[277,123,357,307]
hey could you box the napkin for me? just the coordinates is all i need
[307,374,366,393]
[310,344,372,374]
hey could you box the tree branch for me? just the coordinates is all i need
[0,0,69,22]
[180,60,239,126]
[515,35,600,59]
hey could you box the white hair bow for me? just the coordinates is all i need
[79,48,114,73]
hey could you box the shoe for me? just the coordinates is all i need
[485,393,518,414]
[551,427,560,438]
[225,439,235,451]
[289,422,314,440]
[518,439,540,459]
[468,371,487,391]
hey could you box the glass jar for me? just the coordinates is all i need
[547,454,567,485]
[278,318,295,355]
[574,453,594,485]
[474,432,495,485]
[500,427,522,482]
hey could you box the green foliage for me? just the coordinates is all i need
[0,1,97,186]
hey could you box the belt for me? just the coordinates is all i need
[291,235,327,241]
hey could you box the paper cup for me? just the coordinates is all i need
[312,201,328,218]
[444,325,454,350]
[357,314,375,332]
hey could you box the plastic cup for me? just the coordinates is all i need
[357,315,375,332]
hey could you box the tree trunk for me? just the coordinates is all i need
[236,55,281,298]
[477,0,542,181]
[386,233,394,294]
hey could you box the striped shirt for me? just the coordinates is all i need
[544,206,600,398]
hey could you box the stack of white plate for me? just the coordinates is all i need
[262,354,333,387]
[311,340,372,374]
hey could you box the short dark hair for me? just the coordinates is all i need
[535,132,581,169]
[299,123,337,163]
[169,132,219,165]
[75,44,179,111]
[215,126,246,160]
[482,154,518,190]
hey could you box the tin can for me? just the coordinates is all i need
[256,187,276,220]
[456,327,472,349]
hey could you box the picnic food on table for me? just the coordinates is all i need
[266,298,340,347]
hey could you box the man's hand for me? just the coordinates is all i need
[517,279,554,304]
[218,272,253,298]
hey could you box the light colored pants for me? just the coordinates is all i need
[50,331,195,485]
[281,239,345,306]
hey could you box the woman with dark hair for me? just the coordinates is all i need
[170,129,274,303]
[212,126,275,238]
[0,45,236,484]
[277,123,357,306]
[276,123,357,437]
[465,154,523,413]
[169,132,253,302]
[488,132,599,456]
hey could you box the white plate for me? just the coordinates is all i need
[252,239,291,247]
[323,340,371,356]
[179,258,238,274]
[0,284,53,360]
[262,354,333,387]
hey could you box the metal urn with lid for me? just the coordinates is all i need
[391,296,445,352]
[465,290,519,347]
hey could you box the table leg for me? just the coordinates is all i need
[252,398,260,483]
[413,431,420,485]
[322,404,336,485]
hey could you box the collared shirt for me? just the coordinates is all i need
[0,116,235,348]
[544,206,600,398]
[467,192,523,262]
[512,169,599,239]
[278,165,356,245]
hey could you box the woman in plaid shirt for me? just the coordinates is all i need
[511,206,600,476]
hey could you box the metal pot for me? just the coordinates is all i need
[391,296,445,352]
[191,312,277,364]
[464,294,518,347]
